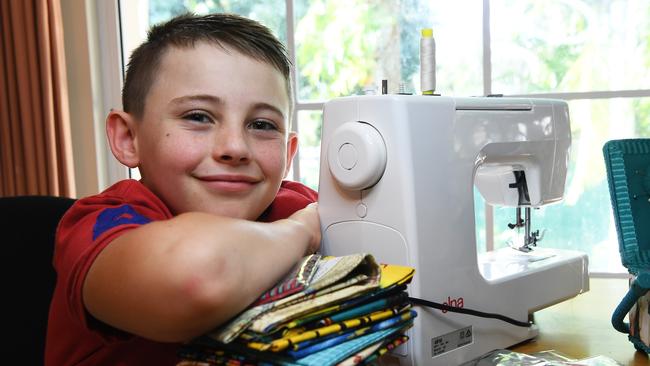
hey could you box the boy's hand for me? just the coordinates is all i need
[287,202,322,255]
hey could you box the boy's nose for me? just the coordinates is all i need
[213,127,251,164]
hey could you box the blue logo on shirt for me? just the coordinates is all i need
[93,205,151,240]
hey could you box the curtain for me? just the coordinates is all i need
[0,0,75,197]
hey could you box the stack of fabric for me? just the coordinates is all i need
[177,253,416,366]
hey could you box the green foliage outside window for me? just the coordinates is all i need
[149,0,287,43]
[294,0,393,100]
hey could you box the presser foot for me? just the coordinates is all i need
[508,240,535,252]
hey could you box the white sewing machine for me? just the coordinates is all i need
[318,95,589,365]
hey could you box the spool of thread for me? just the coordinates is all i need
[420,28,436,95]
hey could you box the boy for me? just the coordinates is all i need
[45,13,321,366]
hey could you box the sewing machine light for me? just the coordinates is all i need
[475,165,522,207]
[327,121,387,190]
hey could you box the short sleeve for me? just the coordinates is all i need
[53,180,173,333]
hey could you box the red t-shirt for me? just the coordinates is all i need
[45,179,317,366]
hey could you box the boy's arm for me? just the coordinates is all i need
[82,203,320,343]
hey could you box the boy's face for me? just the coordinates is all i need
[132,42,296,220]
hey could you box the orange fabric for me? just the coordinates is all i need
[0,0,75,197]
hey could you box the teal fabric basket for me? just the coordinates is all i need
[603,139,650,353]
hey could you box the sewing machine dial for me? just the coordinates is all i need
[327,121,387,190]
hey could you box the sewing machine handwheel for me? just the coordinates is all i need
[327,121,387,190]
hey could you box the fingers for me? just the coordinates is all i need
[295,202,321,254]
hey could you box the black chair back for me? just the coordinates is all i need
[0,195,76,365]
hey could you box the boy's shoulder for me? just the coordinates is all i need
[259,181,317,222]
[74,179,167,211]
[54,179,173,254]
[61,179,172,232]
[278,180,318,202]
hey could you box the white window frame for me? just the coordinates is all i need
[60,0,128,197]
[95,0,130,187]
[80,0,649,277]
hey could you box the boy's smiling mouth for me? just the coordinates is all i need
[194,173,260,193]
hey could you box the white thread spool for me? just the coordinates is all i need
[420,28,436,95]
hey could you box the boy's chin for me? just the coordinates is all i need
[201,203,265,221]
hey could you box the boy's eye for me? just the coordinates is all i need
[183,112,213,124]
[248,119,278,131]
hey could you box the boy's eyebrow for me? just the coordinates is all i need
[170,94,223,106]
[251,102,286,120]
[169,95,286,119]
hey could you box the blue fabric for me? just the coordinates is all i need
[93,205,151,240]
[291,323,409,366]
[289,310,415,359]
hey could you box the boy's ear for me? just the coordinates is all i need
[284,131,299,178]
[106,110,140,168]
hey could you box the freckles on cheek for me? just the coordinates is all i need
[162,135,205,168]
[257,144,285,166]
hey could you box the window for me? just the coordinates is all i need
[118,0,650,274]
[487,0,650,274]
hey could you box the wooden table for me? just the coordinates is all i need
[511,277,649,366]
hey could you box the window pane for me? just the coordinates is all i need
[487,97,650,273]
[293,0,483,101]
[491,0,650,94]
[297,110,323,190]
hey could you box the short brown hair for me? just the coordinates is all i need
[122,13,293,119]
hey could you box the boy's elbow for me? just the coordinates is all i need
[144,273,242,343]
[179,270,238,315]
[171,254,247,335]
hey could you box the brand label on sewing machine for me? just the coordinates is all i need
[431,326,473,357]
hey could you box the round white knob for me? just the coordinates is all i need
[327,121,387,190]
[338,143,357,170]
